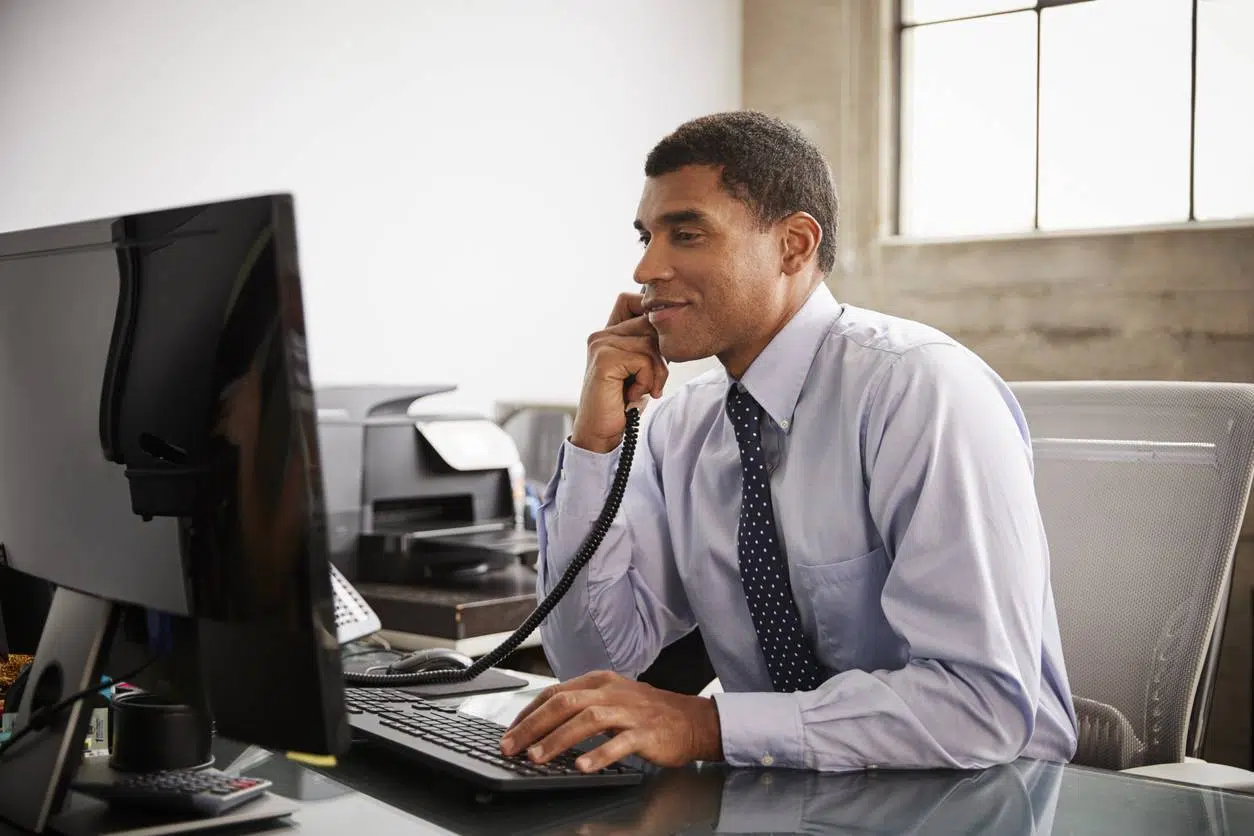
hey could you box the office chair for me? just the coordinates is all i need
[496,403,576,489]
[1011,381,1254,785]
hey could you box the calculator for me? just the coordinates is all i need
[72,767,271,817]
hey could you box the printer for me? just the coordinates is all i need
[316,385,538,583]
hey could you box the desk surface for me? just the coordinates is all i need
[193,743,1254,835]
[359,563,539,648]
[9,676,1254,835]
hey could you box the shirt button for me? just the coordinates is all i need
[779,419,790,430]
[760,754,775,767]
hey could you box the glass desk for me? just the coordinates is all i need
[221,677,1254,835]
[212,742,1254,835]
[7,676,1252,835]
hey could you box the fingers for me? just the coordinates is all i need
[590,307,669,401]
[502,673,617,751]
[574,729,645,773]
[505,672,603,732]
[609,320,669,398]
[597,336,664,377]
[592,334,660,358]
[603,313,656,338]
[527,704,631,765]
[619,356,666,404]
[505,686,557,734]
[632,357,669,402]
[575,296,667,444]
[501,688,594,756]
[589,335,668,400]
[606,292,646,327]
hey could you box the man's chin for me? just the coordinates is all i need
[658,340,713,365]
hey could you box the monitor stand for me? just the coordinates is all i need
[0,589,295,836]
[0,588,117,833]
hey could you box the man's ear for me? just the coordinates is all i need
[779,212,822,277]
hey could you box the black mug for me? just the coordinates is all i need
[109,691,214,773]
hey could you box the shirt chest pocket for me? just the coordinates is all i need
[795,546,897,673]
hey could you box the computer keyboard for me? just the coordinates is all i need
[345,688,644,791]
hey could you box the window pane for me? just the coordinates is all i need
[899,13,1037,237]
[1194,0,1254,221]
[904,0,1032,25]
[1037,0,1192,230]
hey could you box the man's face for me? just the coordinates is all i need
[633,165,788,372]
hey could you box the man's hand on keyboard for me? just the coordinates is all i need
[498,671,722,772]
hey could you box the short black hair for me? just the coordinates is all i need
[644,111,838,276]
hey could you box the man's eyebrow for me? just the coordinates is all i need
[633,209,710,232]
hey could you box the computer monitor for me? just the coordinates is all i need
[0,194,348,832]
[0,567,53,658]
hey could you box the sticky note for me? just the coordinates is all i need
[285,752,337,767]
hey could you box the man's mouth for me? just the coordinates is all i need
[644,300,689,326]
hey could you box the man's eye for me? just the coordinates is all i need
[673,230,700,243]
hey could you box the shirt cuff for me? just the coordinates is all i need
[547,438,622,520]
[713,691,805,769]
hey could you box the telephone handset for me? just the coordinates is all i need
[341,405,642,686]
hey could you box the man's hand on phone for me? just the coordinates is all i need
[570,292,669,454]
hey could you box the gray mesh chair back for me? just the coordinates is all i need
[1010,382,1254,769]
[497,404,575,486]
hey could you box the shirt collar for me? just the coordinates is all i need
[728,283,843,434]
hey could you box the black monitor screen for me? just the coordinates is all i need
[0,194,346,755]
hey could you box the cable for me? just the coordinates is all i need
[0,657,156,761]
[343,406,641,687]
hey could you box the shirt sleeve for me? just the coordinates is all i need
[536,399,695,681]
[715,342,1076,770]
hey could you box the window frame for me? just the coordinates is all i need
[890,0,1247,242]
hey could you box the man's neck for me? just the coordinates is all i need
[719,279,820,379]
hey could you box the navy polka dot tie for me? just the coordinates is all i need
[727,385,825,693]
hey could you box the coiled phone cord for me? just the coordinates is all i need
[342,406,641,686]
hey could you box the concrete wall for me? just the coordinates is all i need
[744,0,1254,768]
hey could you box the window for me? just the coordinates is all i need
[898,0,1254,238]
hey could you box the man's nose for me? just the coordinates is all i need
[633,243,674,286]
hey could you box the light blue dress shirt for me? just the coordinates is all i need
[537,283,1078,771]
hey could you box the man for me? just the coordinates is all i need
[500,111,1078,773]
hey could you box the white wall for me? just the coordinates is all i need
[0,0,738,415]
